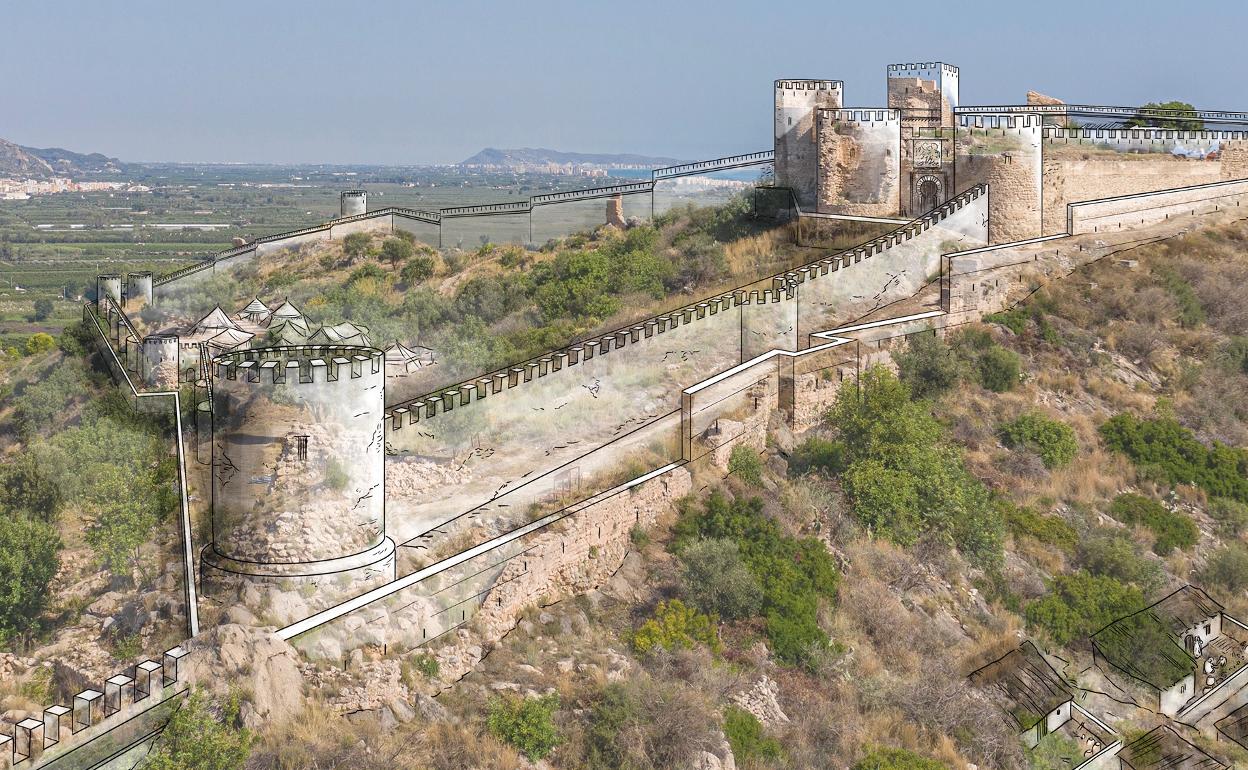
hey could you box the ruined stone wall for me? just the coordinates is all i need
[816,109,901,217]
[1067,178,1248,234]
[775,80,843,209]
[955,115,1043,243]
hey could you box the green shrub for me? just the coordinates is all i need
[1076,530,1163,591]
[0,516,61,644]
[853,746,948,770]
[405,653,439,680]
[1156,266,1205,328]
[145,689,253,770]
[1000,412,1078,469]
[1099,413,1248,503]
[322,459,349,491]
[893,332,960,399]
[1210,497,1248,538]
[723,705,783,763]
[977,345,1021,392]
[788,436,844,475]
[487,694,560,761]
[727,445,764,487]
[678,538,763,621]
[1025,571,1144,646]
[24,333,56,356]
[380,236,414,268]
[400,254,436,284]
[1001,501,1077,555]
[673,493,838,666]
[1202,543,1248,594]
[632,599,721,655]
[984,307,1029,335]
[1108,493,1198,555]
[829,367,1002,566]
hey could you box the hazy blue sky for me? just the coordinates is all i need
[5,0,1246,165]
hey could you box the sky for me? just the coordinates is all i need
[5,0,1247,165]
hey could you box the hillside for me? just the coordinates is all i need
[459,147,684,168]
[228,213,1248,769]
[0,137,124,178]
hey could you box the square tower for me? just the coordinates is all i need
[887,62,959,126]
[774,79,843,209]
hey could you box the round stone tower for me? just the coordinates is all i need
[340,189,367,217]
[201,345,395,618]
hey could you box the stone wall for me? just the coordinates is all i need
[1042,156,1225,234]
[955,117,1043,243]
[1067,178,1248,235]
[816,109,901,217]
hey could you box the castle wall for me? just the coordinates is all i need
[816,109,902,217]
[1040,130,1248,234]
[391,213,441,248]
[775,80,843,209]
[1067,177,1248,234]
[955,115,1042,243]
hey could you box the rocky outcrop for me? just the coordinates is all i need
[185,624,304,729]
[731,675,789,727]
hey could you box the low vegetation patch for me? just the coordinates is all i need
[1000,412,1078,469]
[1107,493,1198,555]
[486,693,561,762]
[1099,413,1248,502]
[1025,571,1144,647]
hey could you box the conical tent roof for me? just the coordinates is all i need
[192,305,242,335]
[308,321,371,347]
[206,327,255,351]
[384,340,418,362]
[270,299,303,321]
[239,297,271,317]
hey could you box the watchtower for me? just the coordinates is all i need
[340,189,368,217]
[201,345,396,614]
[774,80,843,209]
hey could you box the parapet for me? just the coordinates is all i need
[213,345,383,385]
[0,646,187,765]
[774,79,843,93]
[829,108,901,125]
[958,113,1043,130]
[887,62,959,78]
[1043,127,1248,142]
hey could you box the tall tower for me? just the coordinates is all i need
[201,345,396,617]
[887,62,959,127]
[774,80,843,209]
[340,189,368,217]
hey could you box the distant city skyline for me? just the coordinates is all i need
[5,0,1246,165]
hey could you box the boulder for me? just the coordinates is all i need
[186,624,304,730]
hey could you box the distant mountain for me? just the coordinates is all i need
[459,147,684,168]
[0,138,124,178]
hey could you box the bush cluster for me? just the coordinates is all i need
[631,599,721,655]
[486,694,561,762]
[1099,413,1248,502]
[811,366,1003,567]
[1108,493,1198,555]
[1000,501,1077,555]
[1025,571,1144,646]
[1000,412,1078,469]
[673,492,839,666]
[722,706,783,764]
[726,445,765,487]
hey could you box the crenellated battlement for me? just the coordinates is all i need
[774,79,843,93]
[831,108,901,124]
[1042,128,1248,142]
[958,113,1043,130]
[888,62,959,77]
[0,646,188,765]
[213,345,383,385]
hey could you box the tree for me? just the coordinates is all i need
[32,298,53,322]
[1127,101,1203,131]
[342,232,371,260]
[894,332,960,399]
[679,538,763,621]
[380,236,414,269]
[486,694,560,762]
[400,254,436,285]
[0,515,61,644]
[144,689,253,770]
[83,464,160,581]
[977,345,1021,392]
